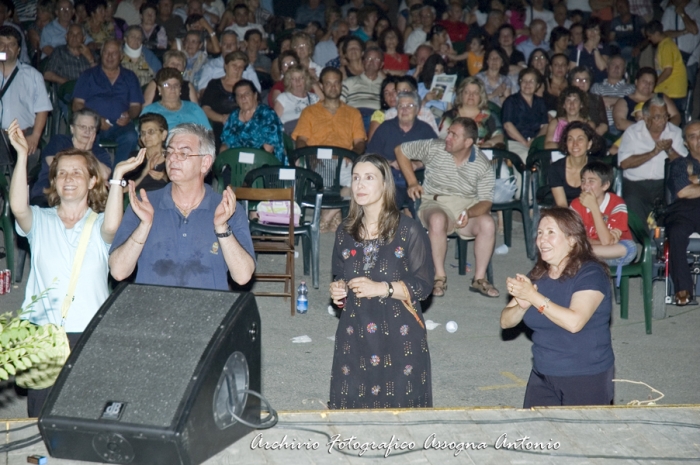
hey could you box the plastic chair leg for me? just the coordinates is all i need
[311,227,320,289]
[457,238,467,276]
[643,264,653,335]
[620,276,629,319]
[503,210,513,247]
[301,235,310,277]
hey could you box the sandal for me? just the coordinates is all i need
[675,290,691,306]
[433,276,447,297]
[469,278,500,298]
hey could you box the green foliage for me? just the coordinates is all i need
[0,289,67,382]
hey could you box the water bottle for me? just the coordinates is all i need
[296,281,308,314]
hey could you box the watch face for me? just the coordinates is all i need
[120,179,127,187]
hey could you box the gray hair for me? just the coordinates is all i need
[125,25,144,41]
[642,94,667,116]
[683,119,700,139]
[71,107,101,128]
[330,19,348,31]
[167,123,216,162]
[396,90,420,108]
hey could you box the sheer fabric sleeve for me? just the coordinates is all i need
[332,227,347,282]
[401,218,435,302]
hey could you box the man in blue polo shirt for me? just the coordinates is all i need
[367,90,437,216]
[109,123,255,290]
[72,39,143,168]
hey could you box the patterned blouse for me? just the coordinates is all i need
[221,104,286,164]
[437,108,504,143]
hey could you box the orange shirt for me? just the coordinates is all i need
[292,101,367,149]
[467,51,484,77]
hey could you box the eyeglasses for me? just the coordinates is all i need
[574,78,589,83]
[141,128,162,136]
[58,7,72,11]
[73,124,97,132]
[397,103,417,110]
[532,55,547,61]
[164,150,207,161]
[649,114,669,121]
[161,82,181,89]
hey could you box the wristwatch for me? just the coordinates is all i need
[215,225,233,238]
[109,179,127,187]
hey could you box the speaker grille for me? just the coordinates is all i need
[51,286,240,427]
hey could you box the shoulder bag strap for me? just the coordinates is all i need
[0,66,20,101]
[60,211,99,326]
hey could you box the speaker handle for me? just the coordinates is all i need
[229,389,279,429]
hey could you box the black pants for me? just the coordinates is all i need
[27,332,82,418]
[523,365,614,408]
[622,178,664,227]
[665,199,700,295]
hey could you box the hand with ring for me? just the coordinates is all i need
[347,277,386,299]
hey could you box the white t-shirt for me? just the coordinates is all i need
[618,120,688,181]
[17,207,111,333]
[275,91,320,124]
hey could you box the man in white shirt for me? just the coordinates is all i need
[618,95,687,224]
[404,5,436,55]
[224,4,264,41]
[525,0,557,41]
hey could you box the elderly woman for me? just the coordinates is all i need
[502,67,549,161]
[438,77,505,148]
[550,121,604,207]
[274,64,320,135]
[83,0,115,49]
[141,68,211,130]
[568,66,608,136]
[121,25,162,87]
[329,154,434,410]
[291,31,323,79]
[221,79,286,164]
[143,50,198,105]
[476,47,513,107]
[202,51,247,146]
[140,3,167,57]
[545,87,595,149]
[181,30,208,83]
[502,207,614,408]
[31,108,113,207]
[8,119,144,417]
[124,113,169,191]
[368,75,439,140]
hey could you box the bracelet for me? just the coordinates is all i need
[130,236,145,245]
[537,298,550,314]
[215,225,233,238]
[379,281,390,301]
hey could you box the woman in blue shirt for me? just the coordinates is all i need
[140,68,211,131]
[501,207,615,408]
[221,79,286,164]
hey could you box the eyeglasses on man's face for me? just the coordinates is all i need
[164,150,207,161]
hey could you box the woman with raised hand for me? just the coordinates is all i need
[8,119,144,417]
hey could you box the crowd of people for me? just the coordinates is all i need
[1,0,699,415]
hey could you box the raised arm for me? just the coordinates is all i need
[109,183,154,280]
[8,120,33,233]
[101,149,146,243]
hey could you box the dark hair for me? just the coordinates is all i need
[644,20,664,36]
[427,24,447,42]
[583,16,603,32]
[557,120,603,155]
[140,2,157,14]
[185,14,205,27]
[0,0,14,14]
[497,23,516,39]
[45,149,108,212]
[233,3,248,13]
[549,26,570,50]
[418,54,446,87]
[155,67,183,86]
[86,0,107,17]
[378,26,403,54]
[518,67,544,89]
[486,47,509,75]
[233,79,259,102]
[556,86,589,119]
[395,74,418,91]
[635,66,657,85]
[372,15,389,41]
[527,47,550,69]
[0,25,21,46]
[379,75,398,110]
[341,35,366,55]
[529,207,609,281]
[344,154,400,243]
[320,66,342,82]
[568,65,591,85]
[244,28,263,41]
[451,116,479,143]
[140,112,168,133]
[278,49,300,67]
[224,50,248,66]
[581,160,613,188]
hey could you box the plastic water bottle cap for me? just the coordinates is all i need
[446,321,458,333]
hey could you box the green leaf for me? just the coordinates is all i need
[0,368,8,380]
[29,354,40,364]
[21,357,32,368]
[4,364,15,375]
[14,360,26,371]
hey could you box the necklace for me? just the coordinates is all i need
[173,188,205,218]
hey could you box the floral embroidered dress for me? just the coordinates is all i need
[221,104,286,164]
[329,215,435,409]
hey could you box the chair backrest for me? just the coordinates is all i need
[213,147,281,192]
[487,100,501,121]
[289,146,356,192]
[235,186,295,238]
[527,135,546,157]
[526,149,559,206]
[242,165,323,207]
[599,155,622,197]
[627,211,648,246]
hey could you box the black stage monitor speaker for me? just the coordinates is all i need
[39,283,262,465]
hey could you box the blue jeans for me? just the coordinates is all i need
[99,122,139,168]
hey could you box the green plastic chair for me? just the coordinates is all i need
[0,169,14,283]
[612,212,654,334]
[527,135,546,157]
[213,147,281,192]
[487,100,501,121]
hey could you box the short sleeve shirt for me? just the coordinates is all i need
[523,262,614,376]
[654,37,688,99]
[292,101,367,149]
[571,193,633,241]
[668,155,700,202]
[109,184,255,290]
[501,92,548,140]
[73,66,144,123]
[399,140,494,201]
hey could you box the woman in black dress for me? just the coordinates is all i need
[329,154,435,409]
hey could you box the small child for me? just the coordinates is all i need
[570,161,637,283]
[466,35,485,76]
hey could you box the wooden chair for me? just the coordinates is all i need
[235,186,297,315]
